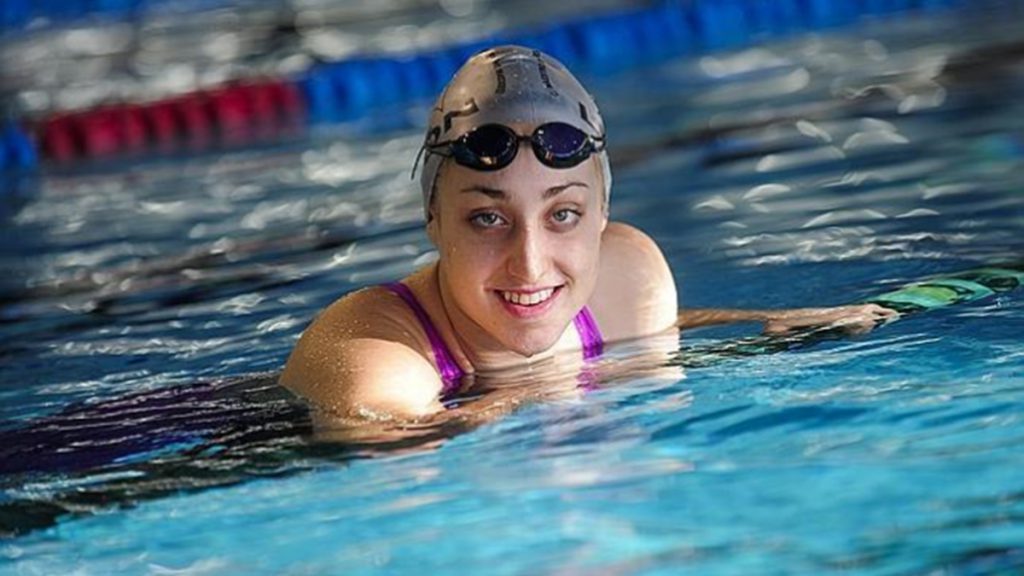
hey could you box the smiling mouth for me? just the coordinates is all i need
[498,287,558,307]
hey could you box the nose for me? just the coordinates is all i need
[506,223,548,283]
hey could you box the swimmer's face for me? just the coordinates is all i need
[427,136,607,357]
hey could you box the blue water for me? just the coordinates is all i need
[3,6,1024,576]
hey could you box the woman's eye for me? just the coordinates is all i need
[470,212,505,228]
[552,209,582,225]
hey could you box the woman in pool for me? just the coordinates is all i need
[281,46,896,422]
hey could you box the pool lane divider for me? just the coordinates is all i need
[5,0,1009,168]
[680,263,1024,367]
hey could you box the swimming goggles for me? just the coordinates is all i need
[424,122,605,171]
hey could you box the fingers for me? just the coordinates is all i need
[866,303,900,322]
[847,304,900,327]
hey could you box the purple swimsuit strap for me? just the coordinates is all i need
[573,304,604,360]
[384,282,605,397]
[383,283,463,395]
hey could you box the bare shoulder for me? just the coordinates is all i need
[590,222,678,341]
[599,221,665,260]
[279,286,444,421]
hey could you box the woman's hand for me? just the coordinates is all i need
[762,304,899,336]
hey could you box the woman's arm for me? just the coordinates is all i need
[280,289,446,421]
[678,304,899,335]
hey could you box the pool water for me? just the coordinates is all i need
[3,7,1024,576]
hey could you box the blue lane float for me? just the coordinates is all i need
[1,123,37,174]
[690,0,755,50]
[1,122,39,213]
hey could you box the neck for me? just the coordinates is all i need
[432,263,575,372]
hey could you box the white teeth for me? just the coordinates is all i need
[501,288,555,306]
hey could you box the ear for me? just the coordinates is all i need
[600,212,608,233]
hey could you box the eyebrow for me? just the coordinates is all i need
[460,181,589,201]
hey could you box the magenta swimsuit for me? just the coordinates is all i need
[384,282,604,398]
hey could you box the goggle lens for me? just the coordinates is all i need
[533,122,589,167]
[457,125,519,169]
[435,122,602,172]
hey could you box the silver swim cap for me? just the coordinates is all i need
[416,45,611,220]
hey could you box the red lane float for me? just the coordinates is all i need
[34,80,305,163]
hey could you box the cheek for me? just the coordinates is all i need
[573,245,601,279]
[440,232,499,274]
[557,226,602,273]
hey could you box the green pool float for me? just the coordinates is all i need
[865,265,1024,313]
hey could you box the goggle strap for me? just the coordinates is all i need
[410,144,426,180]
